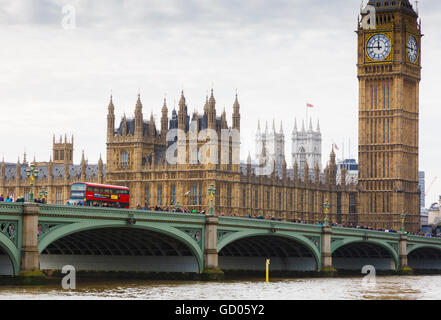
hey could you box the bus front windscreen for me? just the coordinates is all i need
[70,183,86,199]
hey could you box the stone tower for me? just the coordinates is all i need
[292,118,322,177]
[357,0,421,232]
[52,134,73,164]
[255,119,285,167]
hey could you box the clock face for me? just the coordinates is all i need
[366,34,392,61]
[407,35,418,63]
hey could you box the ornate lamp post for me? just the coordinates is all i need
[39,186,48,203]
[208,184,216,215]
[401,212,406,233]
[25,163,39,203]
[323,199,330,227]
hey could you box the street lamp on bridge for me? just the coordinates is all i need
[323,199,330,227]
[208,184,216,215]
[39,186,48,204]
[25,163,39,203]
[401,212,406,234]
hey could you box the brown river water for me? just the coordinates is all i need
[0,275,440,299]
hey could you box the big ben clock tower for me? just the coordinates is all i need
[357,0,421,232]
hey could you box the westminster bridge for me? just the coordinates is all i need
[1,203,441,276]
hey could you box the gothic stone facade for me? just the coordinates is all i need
[103,89,358,225]
[357,0,421,232]
[0,1,422,231]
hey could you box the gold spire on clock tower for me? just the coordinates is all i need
[357,0,421,232]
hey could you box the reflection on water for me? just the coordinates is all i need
[1,276,441,300]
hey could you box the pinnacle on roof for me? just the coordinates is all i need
[208,88,216,110]
[136,93,142,109]
[233,92,240,110]
[108,93,114,110]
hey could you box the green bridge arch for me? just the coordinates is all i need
[37,220,204,272]
[407,243,441,255]
[217,230,322,270]
[331,238,399,271]
[0,232,20,275]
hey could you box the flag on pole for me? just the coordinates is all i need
[306,103,314,108]
[333,143,339,151]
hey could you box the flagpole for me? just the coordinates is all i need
[306,103,308,128]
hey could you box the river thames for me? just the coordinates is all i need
[1,275,441,300]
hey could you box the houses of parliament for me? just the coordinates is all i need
[0,0,422,232]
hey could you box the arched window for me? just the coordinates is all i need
[298,147,306,171]
[120,150,128,167]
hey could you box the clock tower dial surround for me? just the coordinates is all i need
[357,0,421,232]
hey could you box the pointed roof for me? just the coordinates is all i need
[162,97,168,112]
[208,88,216,110]
[233,92,240,110]
[136,93,142,110]
[179,90,186,107]
[279,121,284,134]
[108,93,114,110]
[367,0,417,17]
[316,119,320,131]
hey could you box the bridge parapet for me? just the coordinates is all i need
[0,202,24,215]
[39,204,207,224]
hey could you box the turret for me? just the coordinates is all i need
[98,154,103,184]
[80,150,86,181]
[0,157,5,184]
[178,91,187,131]
[314,162,320,184]
[282,158,287,181]
[304,161,309,183]
[16,157,21,184]
[341,166,347,186]
[329,148,337,185]
[107,94,115,141]
[161,98,168,137]
[221,108,228,129]
[149,112,156,137]
[293,159,299,181]
[122,114,127,136]
[247,151,252,175]
[232,93,240,130]
[134,94,143,138]
[207,89,216,130]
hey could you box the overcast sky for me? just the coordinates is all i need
[1,0,440,205]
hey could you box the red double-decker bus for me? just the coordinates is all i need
[67,182,130,208]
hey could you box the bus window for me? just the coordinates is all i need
[71,183,86,191]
